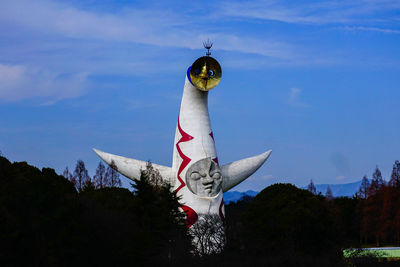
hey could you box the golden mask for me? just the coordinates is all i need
[190,56,222,91]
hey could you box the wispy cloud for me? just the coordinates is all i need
[220,0,400,24]
[288,88,309,108]
[260,174,274,180]
[0,0,293,59]
[0,64,87,102]
[0,0,397,103]
[0,0,304,103]
[340,26,400,34]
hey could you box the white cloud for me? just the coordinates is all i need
[220,0,400,25]
[0,0,393,104]
[340,26,400,34]
[0,64,87,102]
[288,87,309,108]
[0,0,293,59]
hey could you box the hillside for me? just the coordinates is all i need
[226,180,363,202]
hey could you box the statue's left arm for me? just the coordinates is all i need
[221,150,272,192]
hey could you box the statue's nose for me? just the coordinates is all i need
[202,176,213,185]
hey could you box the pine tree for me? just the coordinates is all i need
[307,179,316,194]
[369,166,385,196]
[131,167,190,261]
[389,160,400,187]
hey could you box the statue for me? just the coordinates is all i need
[94,42,271,252]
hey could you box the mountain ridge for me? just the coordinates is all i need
[224,180,363,202]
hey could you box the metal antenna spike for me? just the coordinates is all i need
[203,39,213,56]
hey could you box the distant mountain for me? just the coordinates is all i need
[310,180,362,197]
[224,190,258,203]
[224,180,363,203]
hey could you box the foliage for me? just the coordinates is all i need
[4,155,400,266]
[389,160,400,187]
[333,196,360,246]
[200,184,345,267]
[358,163,400,247]
[0,156,80,266]
[130,168,191,263]
[0,156,191,266]
[243,184,339,256]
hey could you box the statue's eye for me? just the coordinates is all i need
[191,172,201,180]
[195,69,200,75]
[208,70,214,76]
[212,172,221,179]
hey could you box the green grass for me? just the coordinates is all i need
[344,247,400,259]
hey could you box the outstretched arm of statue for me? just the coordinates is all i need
[93,148,173,185]
[221,150,272,192]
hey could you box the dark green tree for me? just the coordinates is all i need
[0,156,192,266]
[130,167,191,264]
[389,160,400,187]
[240,184,341,265]
[0,156,81,266]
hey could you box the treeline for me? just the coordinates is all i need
[357,161,400,247]
[0,156,192,267]
[305,160,400,248]
[2,154,400,266]
[62,160,122,192]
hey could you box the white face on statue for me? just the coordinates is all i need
[185,157,222,197]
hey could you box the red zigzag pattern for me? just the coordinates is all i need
[175,116,194,194]
[175,116,198,227]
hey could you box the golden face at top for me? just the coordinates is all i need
[190,56,222,91]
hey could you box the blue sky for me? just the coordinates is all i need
[1,0,399,191]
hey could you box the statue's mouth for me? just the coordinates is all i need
[204,184,213,194]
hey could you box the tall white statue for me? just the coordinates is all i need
[94,43,271,250]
